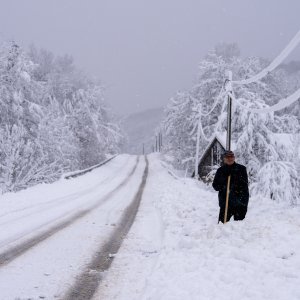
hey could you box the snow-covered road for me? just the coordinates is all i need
[0,154,148,299]
[1,154,300,300]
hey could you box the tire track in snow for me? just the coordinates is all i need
[63,155,149,300]
[0,156,129,226]
[0,156,140,267]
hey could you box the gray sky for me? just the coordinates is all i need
[0,0,299,115]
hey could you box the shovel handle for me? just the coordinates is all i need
[224,175,231,223]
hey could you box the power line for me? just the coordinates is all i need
[233,29,300,85]
[232,87,300,113]
[190,86,225,118]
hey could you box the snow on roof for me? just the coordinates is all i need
[199,132,236,163]
[215,132,236,151]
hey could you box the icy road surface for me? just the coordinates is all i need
[0,154,300,300]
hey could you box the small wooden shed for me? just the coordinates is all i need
[197,133,233,182]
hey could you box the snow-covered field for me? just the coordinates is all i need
[0,154,299,300]
[98,154,300,300]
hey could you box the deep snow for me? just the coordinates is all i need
[98,154,300,300]
[0,154,299,300]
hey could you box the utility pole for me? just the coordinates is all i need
[155,135,158,152]
[225,70,233,151]
[158,132,161,152]
[224,70,233,224]
[158,133,161,152]
[194,106,202,180]
[159,132,163,151]
[142,143,145,155]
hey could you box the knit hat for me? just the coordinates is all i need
[224,150,235,157]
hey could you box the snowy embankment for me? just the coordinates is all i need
[99,154,300,300]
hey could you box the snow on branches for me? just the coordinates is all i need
[161,43,300,205]
[0,42,124,193]
[252,161,299,206]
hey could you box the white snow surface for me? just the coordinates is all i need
[0,153,300,300]
[98,154,300,300]
[0,154,145,299]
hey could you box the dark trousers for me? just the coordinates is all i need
[218,205,247,223]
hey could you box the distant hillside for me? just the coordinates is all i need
[121,107,164,154]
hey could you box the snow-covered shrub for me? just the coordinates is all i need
[204,165,219,183]
[0,125,59,192]
[252,161,299,206]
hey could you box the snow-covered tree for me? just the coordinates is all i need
[161,43,300,205]
[252,161,299,205]
[0,42,124,193]
[163,91,197,171]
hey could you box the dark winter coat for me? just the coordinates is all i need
[212,162,249,208]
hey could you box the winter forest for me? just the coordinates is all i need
[1,2,300,299]
[0,39,300,206]
[162,43,300,205]
[0,42,124,193]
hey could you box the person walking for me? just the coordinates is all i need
[212,150,249,223]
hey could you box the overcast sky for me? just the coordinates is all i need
[0,0,299,115]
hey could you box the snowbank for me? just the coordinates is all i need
[100,154,300,300]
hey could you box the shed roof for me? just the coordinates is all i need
[200,132,236,160]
